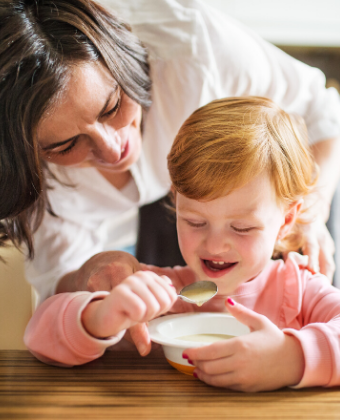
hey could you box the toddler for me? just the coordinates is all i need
[161,96,340,391]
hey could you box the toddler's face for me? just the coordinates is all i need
[176,173,290,295]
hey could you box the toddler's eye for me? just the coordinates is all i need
[232,226,254,233]
[186,220,206,228]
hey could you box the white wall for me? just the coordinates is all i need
[204,0,340,46]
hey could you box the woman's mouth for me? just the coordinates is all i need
[118,140,129,162]
[201,259,238,278]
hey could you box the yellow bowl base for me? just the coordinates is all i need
[166,359,195,376]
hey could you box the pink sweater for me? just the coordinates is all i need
[24,253,340,388]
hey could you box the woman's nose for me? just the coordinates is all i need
[91,127,122,163]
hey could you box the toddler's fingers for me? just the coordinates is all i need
[152,273,178,302]
[194,369,261,392]
[128,323,151,357]
[193,356,234,376]
[112,284,149,323]
[123,272,177,320]
[183,339,235,362]
[147,283,176,316]
[134,271,177,312]
[225,298,265,331]
[141,271,174,290]
[193,369,237,390]
[160,274,179,298]
[127,281,161,321]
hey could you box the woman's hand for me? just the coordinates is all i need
[81,271,177,342]
[301,216,335,281]
[183,299,305,392]
[306,137,340,282]
[57,251,141,294]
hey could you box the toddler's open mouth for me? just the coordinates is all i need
[201,259,238,278]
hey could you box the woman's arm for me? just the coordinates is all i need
[301,137,340,278]
[311,137,340,215]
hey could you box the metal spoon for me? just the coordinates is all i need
[178,280,218,307]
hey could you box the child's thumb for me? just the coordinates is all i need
[225,297,264,332]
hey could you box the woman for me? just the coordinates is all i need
[1,0,340,306]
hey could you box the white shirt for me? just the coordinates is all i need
[26,0,340,303]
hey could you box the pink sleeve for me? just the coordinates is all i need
[24,291,125,367]
[284,269,340,388]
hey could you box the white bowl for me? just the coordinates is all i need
[148,312,250,375]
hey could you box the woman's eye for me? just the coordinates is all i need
[55,137,78,155]
[232,226,254,233]
[102,98,121,118]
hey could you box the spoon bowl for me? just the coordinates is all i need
[178,280,218,306]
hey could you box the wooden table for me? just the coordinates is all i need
[1,350,340,419]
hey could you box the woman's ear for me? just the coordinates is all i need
[277,199,303,240]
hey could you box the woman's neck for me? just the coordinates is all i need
[97,169,132,190]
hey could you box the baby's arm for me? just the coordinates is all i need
[284,272,340,388]
[81,271,177,338]
[24,271,177,367]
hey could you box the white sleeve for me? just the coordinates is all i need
[97,0,340,146]
[198,2,340,144]
[25,211,104,305]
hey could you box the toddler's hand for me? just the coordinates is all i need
[183,299,305,392]
[139,263,199,313]
[81,271,177,342]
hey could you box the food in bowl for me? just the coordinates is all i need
[148,313,250,375]
[176,333,234,342]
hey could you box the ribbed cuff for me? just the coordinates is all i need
[284,327,332,388]
[62,292,126,359]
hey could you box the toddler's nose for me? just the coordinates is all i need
[205,231,231,255]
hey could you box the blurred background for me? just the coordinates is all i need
[209,0,340,91]
[206,0,340,287]
[1,0,340,350]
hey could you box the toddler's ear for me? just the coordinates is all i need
[278,199,303,240]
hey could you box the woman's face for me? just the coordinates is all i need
[37,62,142,173]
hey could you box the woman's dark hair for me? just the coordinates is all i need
[0,0,151,258]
